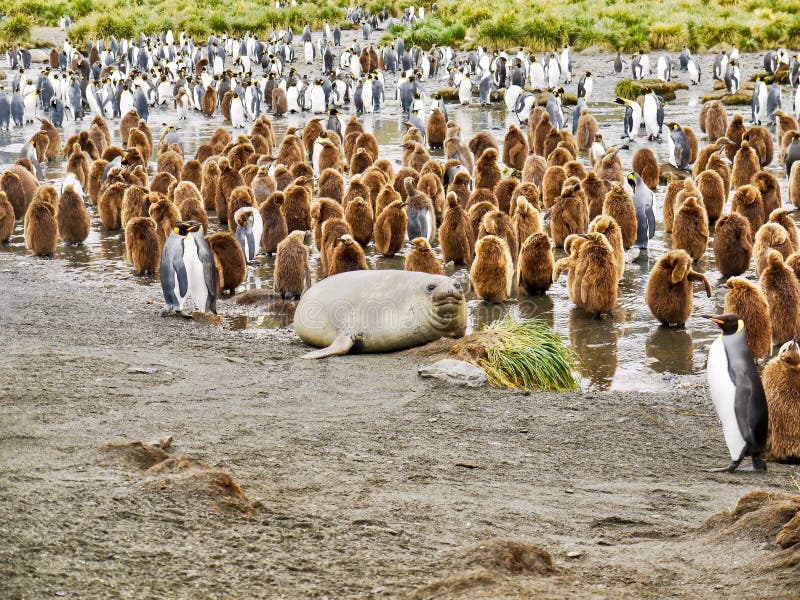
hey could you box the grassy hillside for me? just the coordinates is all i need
[2,0,800,52]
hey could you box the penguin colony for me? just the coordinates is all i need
[1,14,800,464]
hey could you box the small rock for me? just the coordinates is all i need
[127,366,157,374]
[417,359,487,387]
[565,488,575,494]
[567,549,583,558]
[55,592,66,597]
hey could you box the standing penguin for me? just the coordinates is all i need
[667,123,691,170]
[703,314,769,472]
[160,221,218,316]
[614,97,642,140]
[627,172,656,250]
[234,206,264,263]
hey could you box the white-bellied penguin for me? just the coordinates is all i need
[160,221,218,316]
[703,314,769,472]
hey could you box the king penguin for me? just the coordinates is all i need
[627,172,656,249]
[234,206,264,263]
[703,314,769,472]
[614,97,642,140]
[160,221,218,316]
[667,123,691,170]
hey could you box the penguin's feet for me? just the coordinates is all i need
[160,307,176,317]
[751,456,768,471]
[706,460,741,473]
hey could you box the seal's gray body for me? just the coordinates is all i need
[294,270,467,358]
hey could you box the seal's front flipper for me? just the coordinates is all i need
[301,333,355,359]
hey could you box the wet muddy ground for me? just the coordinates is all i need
[1,30,800,597]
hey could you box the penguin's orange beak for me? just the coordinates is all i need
[702,315,724,326]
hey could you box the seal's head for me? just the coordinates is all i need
[423,275,467,337]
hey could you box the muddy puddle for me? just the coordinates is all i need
[0,49,795,391]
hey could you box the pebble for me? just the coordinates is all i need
[127,366,157,374]
[567,549,583,558]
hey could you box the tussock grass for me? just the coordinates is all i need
[452,317,578,392]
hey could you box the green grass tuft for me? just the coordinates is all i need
[0,15,32,43]
[459,317,579,392]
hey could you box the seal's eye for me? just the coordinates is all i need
[426,283,436,292]
[453,282,461,290]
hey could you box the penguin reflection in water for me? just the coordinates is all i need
[704,314,769,472]
[160,221,219,317]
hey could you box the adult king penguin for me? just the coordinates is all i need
[703,314,769,472]
[160,221,218,316]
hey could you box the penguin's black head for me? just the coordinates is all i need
[703,314,742,335]
[174,220,204,236]
[613,97,625,105]
[626,172,636,189]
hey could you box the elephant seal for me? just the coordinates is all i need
[294,270,467,358]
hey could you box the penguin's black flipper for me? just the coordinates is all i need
[196,235,218,314]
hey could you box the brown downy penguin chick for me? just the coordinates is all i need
[355,132,379,166]
[522,154,547,189]
[631,148,659,190]
[318,138,344,173]
[564,232,618,317]
[30,131,50,163]
[493,177,518,215]
[282,182,313,233]
[470,235,514,302]
[66,143,90,189]
[201,86,218,116]
[479,209,519,263]
[274,230,311,299]
[329,234,368,276]
[404,177,436,242]
[375,183,402,217]
[589,215,624,280]
[724,277,773,359]
[762,339,800,463]
[693,141,720,176]
[662,180,685,234]
[582,171,607,220]
[373,199,407,257]
[547,146,573,167]
[120,185,150,228]
[200,160,221,212]
[393,167,418,200]
[57,183,90,244]
[526,106,545,149]
[0,170,32,218]
[705,153,732,203]
[552,234,587,304]
[731,140,760,189]
[404,237,444,274]
[791,161,800,208]
[773,109,799,140]
[127,128,151,163]
[645,249,712,327]
[502,124,528,170]
[704,101,728,142]
[550,181,589,248]
[517,233,553,295]
[695,170,725,223]
[562,162,585,183]
[24,198,58,255]
[343,174,370,209]
[87,159,108,207]
[713,213,753,276]
[150,172,177,198]
[362,167,388,209]
[272,87,288,116]
[349,147,374,175]
[32,185,59,208]
[447,171,472,208]
[259,192,288,255]
[542,129,564,160]
[769,208,799,252]
[345,115,365,137]
[469,201,497,246]
[426,107,447,149]
[731,184,765,236]
[206,232,246,294]
[754,223,794,276]
[602,183,636,249]
[511,183,541,212]
[345,196,374,247]
[226,186,255,231]
[576,108,599,151]
[742,126,773,168]
[674,178,703,214]
[0,192,14,241]
[468,132,499,166]
[125,217,161,275]
[98,182,126,230]
[439,192,473,266]
[214,157,244,225]
[596,148,623,184]
[38,119,61,161]
[788,252,800,281]
[475,148,502,191]
[672,196,708,261]
[558,131,579,158]
[157,148,183,179]
[148,198,182,246]
[513,196,542,246]
[173,183,208,234]
[275,132,304,167]
[302,117,325,158]
[752,171,781,216]
[724,113,746,161]
[684,126,699,164]
[760,249,800,345]
[320,217,351,276]
[420,173,446,222]
[119,109,139,146]
[181,159,203,190]
[315,168,341,204]
[542,165,567,209]
[533,112,553,156]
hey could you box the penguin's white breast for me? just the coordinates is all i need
[706,337,747,461]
